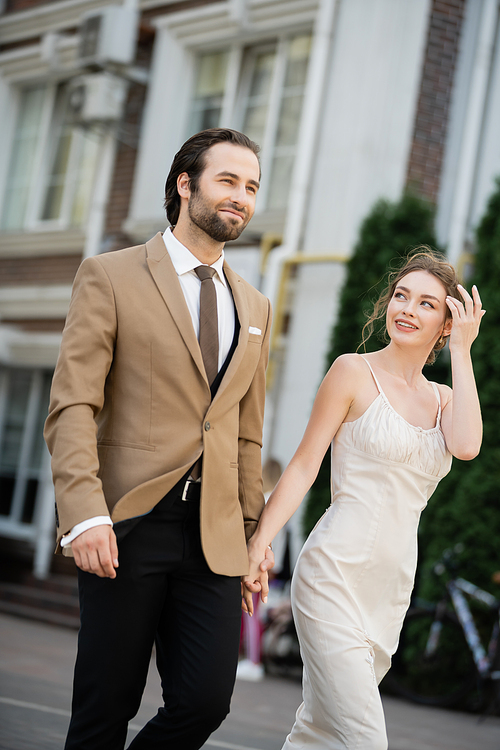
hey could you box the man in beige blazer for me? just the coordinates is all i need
[44,128,273,750]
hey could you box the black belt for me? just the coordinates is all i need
[178,478,201,502]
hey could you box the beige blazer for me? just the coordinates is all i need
[44,233,272,576]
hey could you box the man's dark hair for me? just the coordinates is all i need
[164,128,261,226]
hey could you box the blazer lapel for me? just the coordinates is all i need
[146,233,207,384]
[209,262,250,406]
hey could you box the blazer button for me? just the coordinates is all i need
[204,421,211,431]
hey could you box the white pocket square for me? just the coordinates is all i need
[249,326,261,335]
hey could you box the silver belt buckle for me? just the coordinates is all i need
[181,479,192,502]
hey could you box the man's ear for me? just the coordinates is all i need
[177,172,191,199]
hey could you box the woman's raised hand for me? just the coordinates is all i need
[446,284,485,354]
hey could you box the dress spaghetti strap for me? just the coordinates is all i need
[359,355,383,394]
[429,381,442,423]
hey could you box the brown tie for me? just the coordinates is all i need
[190,266,218,482]
[194,265,219,386]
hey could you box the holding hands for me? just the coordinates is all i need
[446,284,485,353]
[241,543,274,615]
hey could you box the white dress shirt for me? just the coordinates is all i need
[61,229,236,548]
[162,228,235,369]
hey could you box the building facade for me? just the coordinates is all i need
[0,0,499,576]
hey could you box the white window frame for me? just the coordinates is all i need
[0,367,52,537]
[0,30,119,258]
[125,0,321,241]
[183,35,311,213]
[235,35,310,211]
[0,363,58,579]
[1,80,101,233]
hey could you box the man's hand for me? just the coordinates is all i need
[71,525,119,578]
[241,545,274,615]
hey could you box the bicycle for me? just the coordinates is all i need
[384,544,500,711]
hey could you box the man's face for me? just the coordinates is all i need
[187,143,260,242]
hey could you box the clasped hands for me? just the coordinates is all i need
[241,540,274,616]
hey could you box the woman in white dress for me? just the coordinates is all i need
[244,249,484,749]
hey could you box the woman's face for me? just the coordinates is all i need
[386,270,451,350]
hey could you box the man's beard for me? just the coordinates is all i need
[188,190,249,242]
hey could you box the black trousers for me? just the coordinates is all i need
[64,486,242,750]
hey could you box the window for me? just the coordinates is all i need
[1,86,46,231]
[1,82,100,231]
[0,368,52,527]
[189,50,229,134]
[186,32,312,212]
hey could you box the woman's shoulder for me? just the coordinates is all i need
[428,380,453,408]
[329,352,371,375]
[324,352,372,387]
[320,353,378,423]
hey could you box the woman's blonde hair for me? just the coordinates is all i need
[359,246,461,365]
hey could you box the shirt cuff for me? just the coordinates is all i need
[60,516,113,547]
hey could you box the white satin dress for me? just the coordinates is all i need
[283,357,452,749]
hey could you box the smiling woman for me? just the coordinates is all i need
[243,246,485,749]
[360,247,462,365]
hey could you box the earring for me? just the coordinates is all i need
[438,335,444,346]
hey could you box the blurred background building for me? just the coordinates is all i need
[0,0,499,579]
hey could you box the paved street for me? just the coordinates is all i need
[0,612,499,750]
